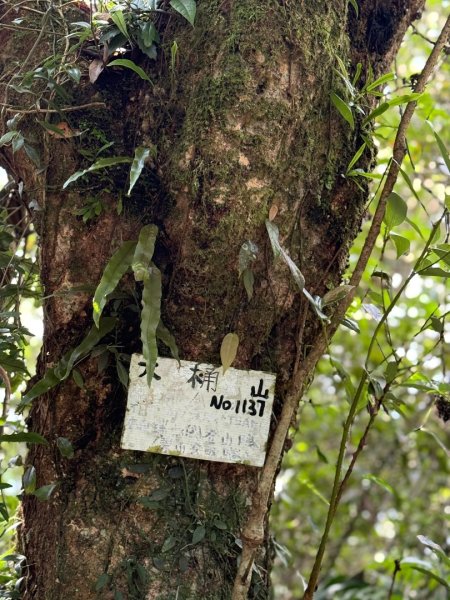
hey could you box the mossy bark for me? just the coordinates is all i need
[0,0,424,598]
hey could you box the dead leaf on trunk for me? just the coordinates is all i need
[89,58,104,84]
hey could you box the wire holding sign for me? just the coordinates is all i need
[121,355,276,467]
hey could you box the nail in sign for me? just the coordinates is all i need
[121,354,276,467]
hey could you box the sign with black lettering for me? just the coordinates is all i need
[121,354,276,466]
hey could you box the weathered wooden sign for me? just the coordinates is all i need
[121,354,276,467]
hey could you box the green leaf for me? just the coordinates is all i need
[362,474,395,496]
[72,369,84,389]
[148,488,169,502]
[128,146,151,196]
[389,232,410,258]
[213,519,227,530]
[141,265,162,386]
[57,437,74,458]
[95,573,111,592]
[23,466,36,494]
[33,483,58,501]
[24,143,42,168]
[400,558,450,589]
[0,432,47,445]
[387,92,423,107]
[156,320,180,363]
[427,121,450,173]
[365,72,395,92]
[348,0,358,16]
[170,0,196,25]
[384,361,398,383]
[363,102,389,125]
[110,10,129,39]
[93,241,137,327]
[330,92,354,129]
[61,318,117,379]
[63,157,132,189]
[19,318,116,408]
[321,285,354,307]
[162,535,177,553]
[417,535,450,568]
[220,333,239,374]
[418,267,450,278]
[0,131,18,146]
[107,59,151,82]
[346,142,366,173]
[192,525,206,545]
[384,192,407,229]
[242,268,254,301]
[116,360,129,387]
[132,225,158,282]
[341,316,360,333]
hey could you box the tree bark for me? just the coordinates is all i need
[0,0,424,598]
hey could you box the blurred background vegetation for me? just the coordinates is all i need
[272,1,449,598]
[0,0,449,598]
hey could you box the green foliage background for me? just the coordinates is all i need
[271,2,450,598]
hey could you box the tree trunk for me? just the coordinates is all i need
[0,0,424,598]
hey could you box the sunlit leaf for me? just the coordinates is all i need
[365,72,395,92]
[220,333,239,374]
[363,102,389,125]
[389,232,410,257]
[384,192,407,229]
[417,535,450,568]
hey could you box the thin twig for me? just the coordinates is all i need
[387,559,402,599]
[231,14,450,600]
[0,102,107,114]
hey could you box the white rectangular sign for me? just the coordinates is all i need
[121,354,276,467]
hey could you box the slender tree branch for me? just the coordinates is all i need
[231,13,450,600]
[0,102,107,114]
